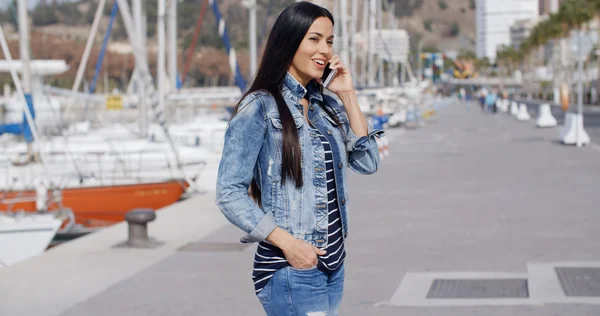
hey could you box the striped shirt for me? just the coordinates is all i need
[252,128,346,294]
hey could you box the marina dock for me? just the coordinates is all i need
[2,101,600,315]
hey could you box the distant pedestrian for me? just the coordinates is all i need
[485,89,497,113]
[216,2,383,315]
[459,87,466,103]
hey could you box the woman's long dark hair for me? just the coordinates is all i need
[231,2,337,205]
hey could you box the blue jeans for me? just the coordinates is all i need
[257,264,345,316]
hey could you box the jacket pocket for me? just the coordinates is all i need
[269,116,305,130]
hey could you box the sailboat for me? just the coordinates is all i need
[0,211,64,267]
[0,0,212,229]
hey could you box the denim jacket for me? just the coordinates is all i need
[216,73,384,248]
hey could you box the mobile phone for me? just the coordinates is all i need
[321,63,337,88]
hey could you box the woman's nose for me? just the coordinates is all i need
[318,41,330,56]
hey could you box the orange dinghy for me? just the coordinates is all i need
[0,180,188,228]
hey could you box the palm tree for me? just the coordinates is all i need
[557,0,595,31]
[496,45,520,76]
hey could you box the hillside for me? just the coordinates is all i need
[394,0,476,51]
[0,0,475,89]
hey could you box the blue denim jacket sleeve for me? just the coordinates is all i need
[324,95,385,174]
[216,94,277,243]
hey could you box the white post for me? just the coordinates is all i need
[168,0,178,91]
[72,0,107,93]
[249,0,257,81]
[158,0,167,121]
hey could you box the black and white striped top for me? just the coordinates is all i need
[252,128,346,294]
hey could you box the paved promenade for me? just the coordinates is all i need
[2,100,600,315]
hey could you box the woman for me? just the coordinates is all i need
[216,2,383,315]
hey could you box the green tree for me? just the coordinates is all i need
[394,0,424,17]
[449,22,460,37]
[457,49,476,61]
[32,5,59,26]
[475,57,490,71]
[423,20,433,32]
[438,0,448,10]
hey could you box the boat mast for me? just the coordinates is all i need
[158,0,167,125]
[72,0,107,94]
[340,0,349,71]
[376,0,383,86]
[368,0,376,86]
[361,0,368,86]
[17,0,35,159]
[133,0,148,138]
[0,17,53,188]
[168,0,178,91]
[350,0,357,86]
[248,0,257,81]
[114,0,186,175]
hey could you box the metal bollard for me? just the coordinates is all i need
[115,208,163,249]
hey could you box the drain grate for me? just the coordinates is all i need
[178,242,251,252]
[426,279,529,299]
[555,267,600,297]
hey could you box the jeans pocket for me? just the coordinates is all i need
[288,265,319,272]
[257,278,273,304]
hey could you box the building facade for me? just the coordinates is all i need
[538,0,567,15]
[476,0,539,61]
[510,16,545,49]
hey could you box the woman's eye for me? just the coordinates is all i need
[327,41,334,45]
[310,37,319,42]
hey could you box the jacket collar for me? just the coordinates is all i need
[281,72,324,105]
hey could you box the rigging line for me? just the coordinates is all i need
[0,24,55,190]
[181,0,209,85]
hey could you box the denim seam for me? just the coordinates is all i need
[285,267,296,315]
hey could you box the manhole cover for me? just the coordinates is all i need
[178,242,251,252]
[426,279,529,299]
[556,267,600,297]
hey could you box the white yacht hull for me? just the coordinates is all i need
[0,213,62,267]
